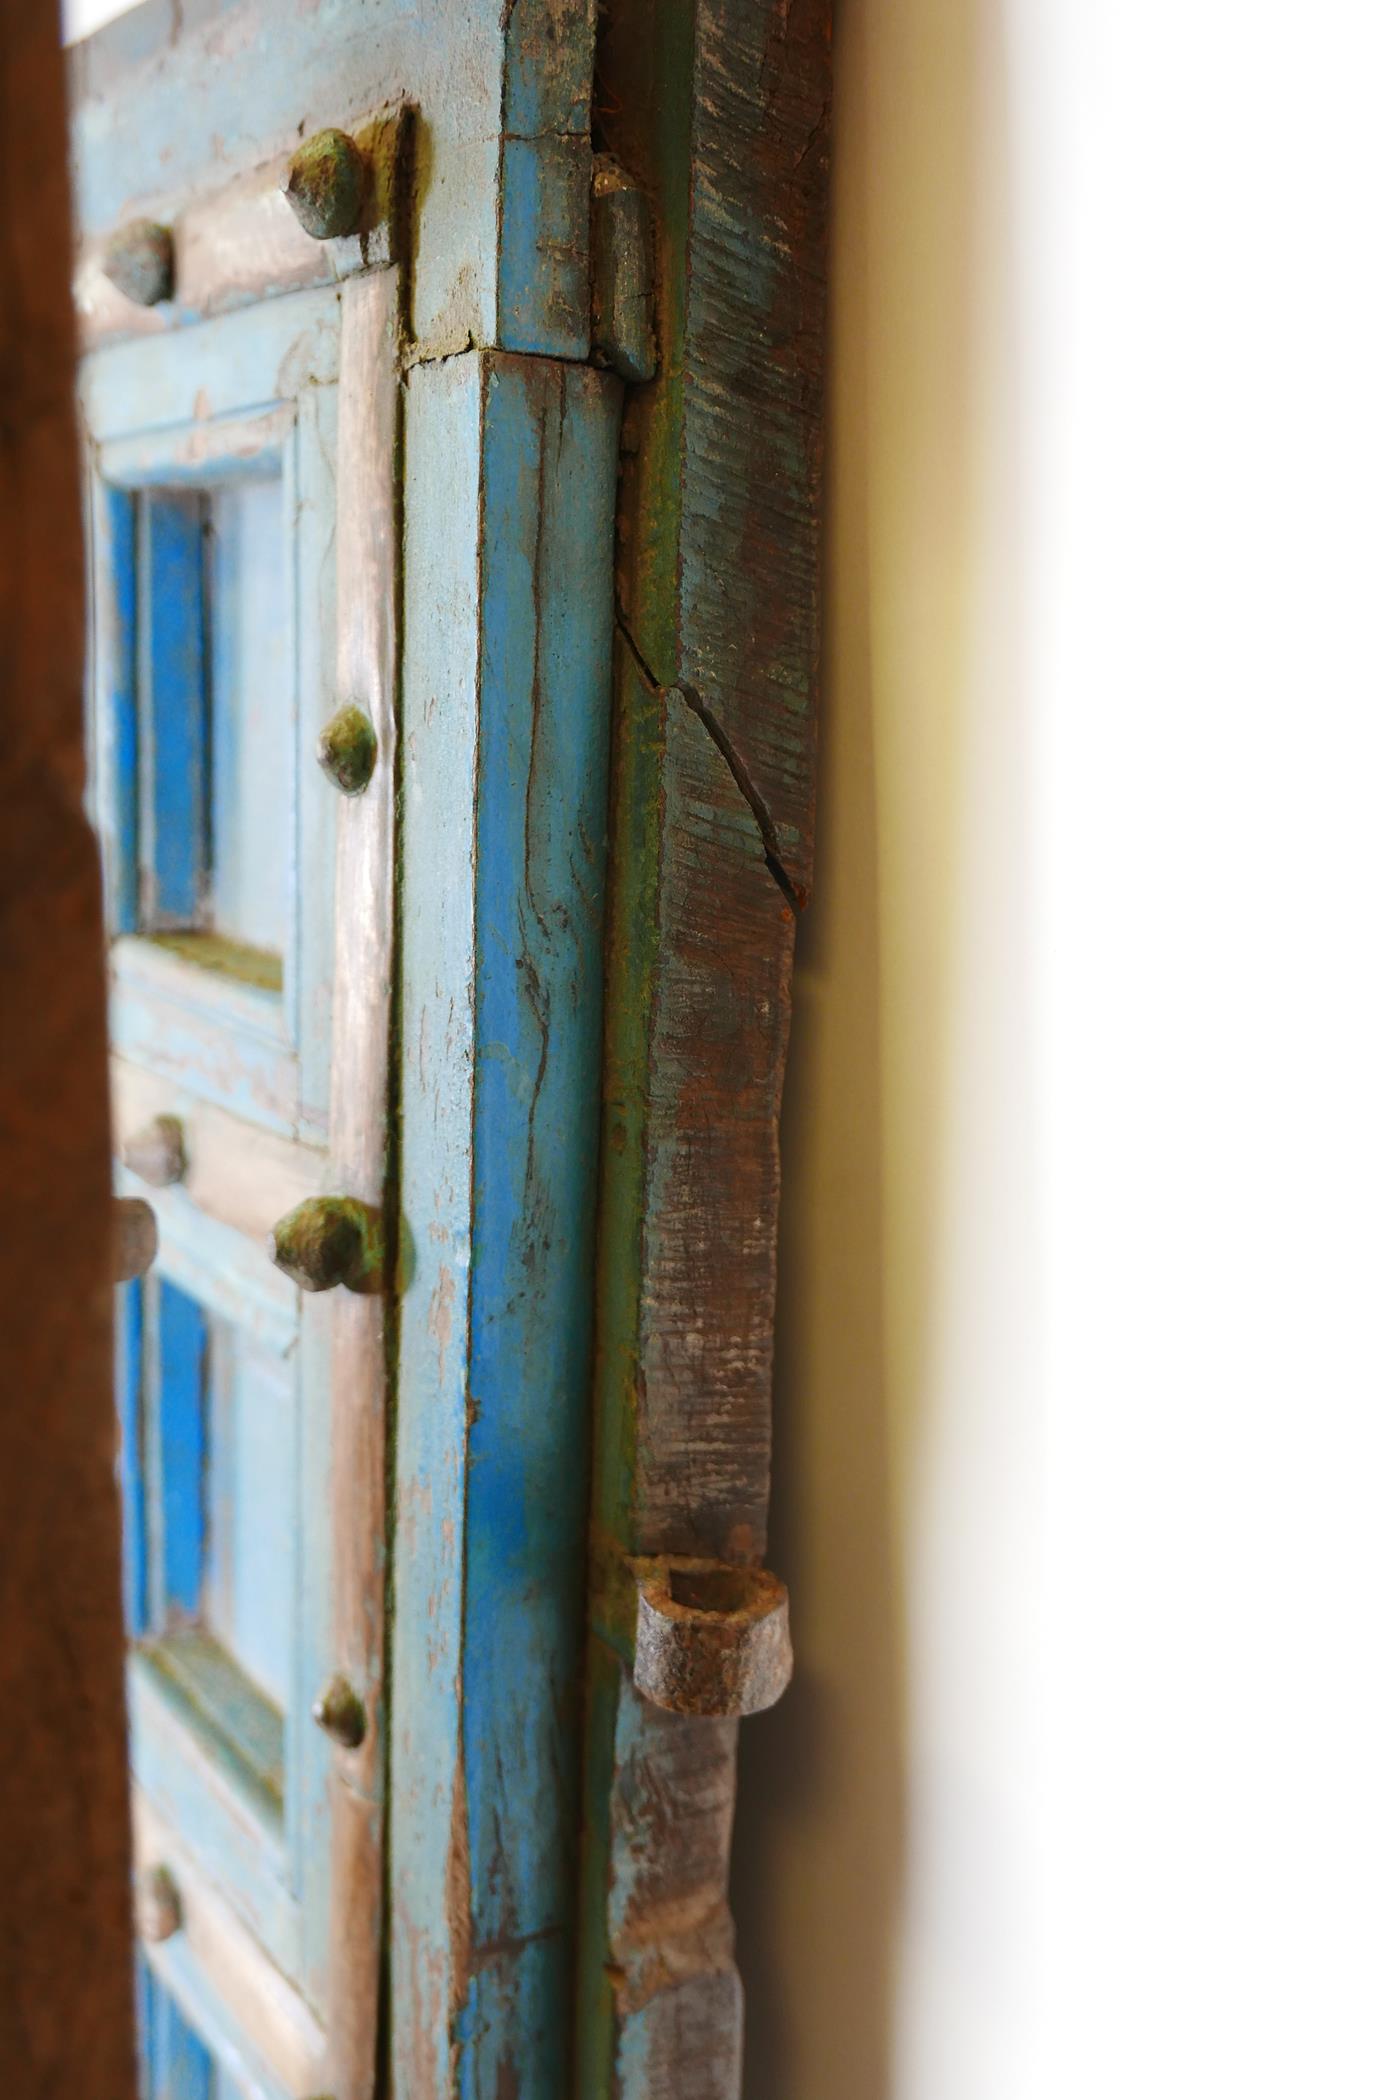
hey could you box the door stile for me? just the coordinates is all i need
[393,350,623,2099]
[577,1,830,2093]
[321,263,402,2100]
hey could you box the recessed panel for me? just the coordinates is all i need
[205,1314,296,1713]
[128,1276,295,1811]
[120,463,293,993]
[207,473,293,963]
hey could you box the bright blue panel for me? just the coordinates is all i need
[116,1278,148,1635]
[106,484,141,934]
[144,494,208,927]
[156,1280,208,1624]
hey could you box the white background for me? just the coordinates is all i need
[734,2,1400,2097]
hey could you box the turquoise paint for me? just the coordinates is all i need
[499,133,594,357]
[91,289,345,2054]
[83,287,341,450]
[206,471,294,962]
[395,351,621,2097]
[89,299,340,1146]
[128,1649,300,1976]
[75,9,631,2085]
[72,0,596,356]
[204,1316,296,1712]
[142,1935,291,2100]
[464,355,621,2089]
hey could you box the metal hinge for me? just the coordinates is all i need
[590,153,657,384]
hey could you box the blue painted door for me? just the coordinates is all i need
[89,279,373,2099]
[73,5,622,2096]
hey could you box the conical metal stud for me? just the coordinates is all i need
[317,704,377,795]
[282,129,365,241]
[268,1196,380,1293]
[312,1674,367,1750]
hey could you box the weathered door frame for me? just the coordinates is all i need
[577,4,828,2091]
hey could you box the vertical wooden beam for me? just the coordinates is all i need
[324,263,400,2100]
[580,0,829,2091]
[394,351,622,2099]
[0,2,138,2094]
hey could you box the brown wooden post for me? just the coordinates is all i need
[0,2,138,2092]
[578,2,830,2091]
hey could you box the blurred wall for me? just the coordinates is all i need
[60,0,130,40]
[734,4,1400,2098]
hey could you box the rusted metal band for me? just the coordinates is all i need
[630,1558,793,1720]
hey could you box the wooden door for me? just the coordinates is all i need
[72,3,826,2096]
[74,7,618,2095]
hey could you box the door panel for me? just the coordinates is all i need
[204,1316,297,1713]
[205,469,295,964]
[86,261,375,2091]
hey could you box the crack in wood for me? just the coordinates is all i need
[613,608,805,913]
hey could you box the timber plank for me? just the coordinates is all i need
[582,0,829,2089]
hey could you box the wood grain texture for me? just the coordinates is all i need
[0,3,137,2093]
[393,349,621,2099]
[110,1058,323,1243]
[322,263,400,2100]
[581,0,829,2088]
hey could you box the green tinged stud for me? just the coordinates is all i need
[317,703,378,795]
[283,128,365,241]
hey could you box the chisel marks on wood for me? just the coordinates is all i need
[582,0,829,2091]
[608,1681,743,2100]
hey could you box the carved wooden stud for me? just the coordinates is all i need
[121,1114,185,1189]
[100,219,174,307]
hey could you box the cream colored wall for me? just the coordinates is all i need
[733,3,1400,2096]
[732,2,1033,2091]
